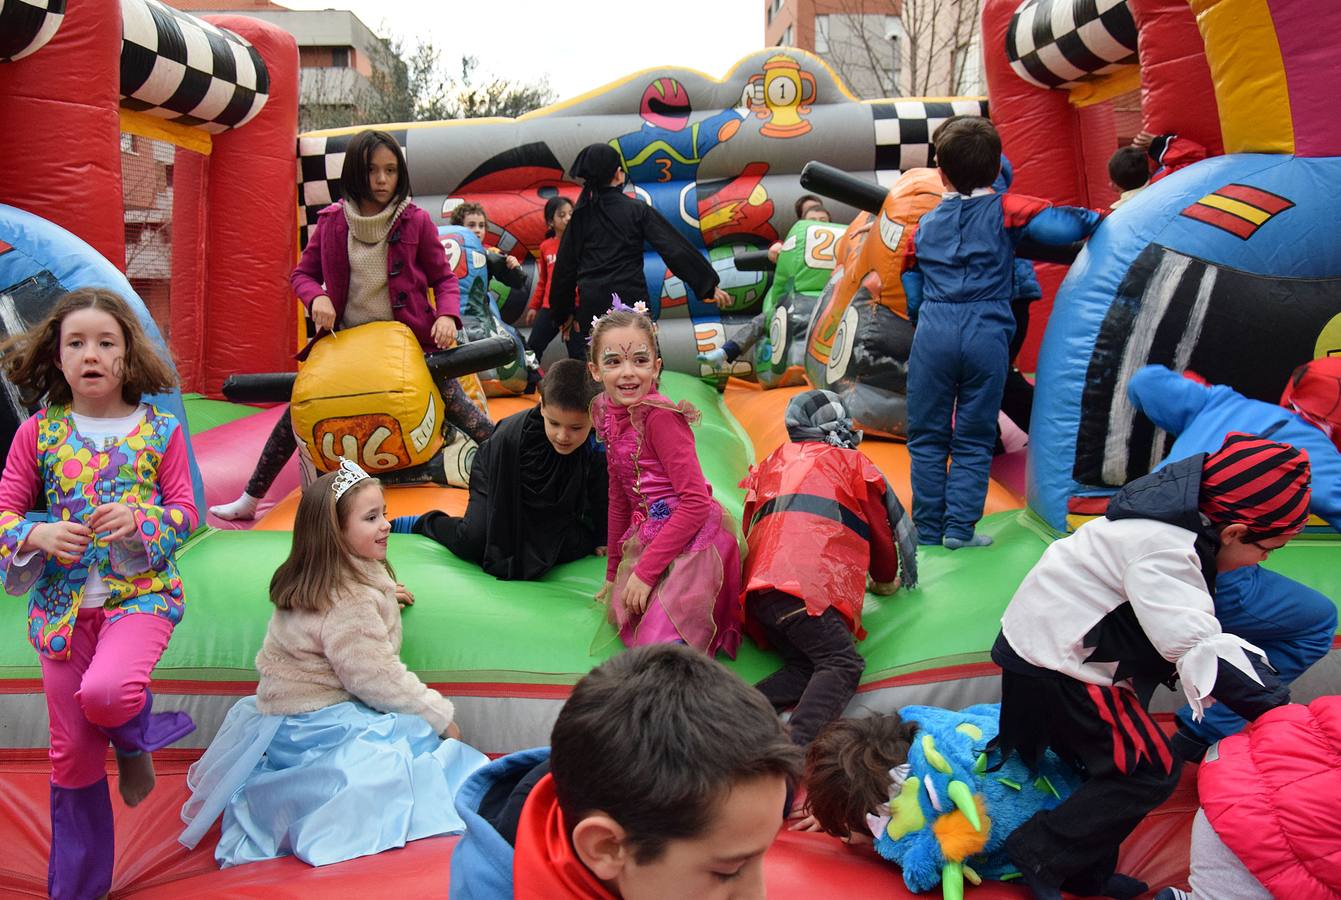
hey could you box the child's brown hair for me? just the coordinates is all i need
[269,472,393,613]
[0,287,177,407]
[805,713,919,838]
[449,201,487,226]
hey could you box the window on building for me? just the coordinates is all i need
[330,47,350,68]
[777,24,793,46]
[120,133,135,154]
[771,0,784,15]
[887,16,904,92]
[814,15,830,52]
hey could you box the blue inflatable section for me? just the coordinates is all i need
[436,225,527,392]
[1030,155,1341,531]
[0,204,205,514]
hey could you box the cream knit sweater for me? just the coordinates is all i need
[254,558,454,735]
[341,197,409,328]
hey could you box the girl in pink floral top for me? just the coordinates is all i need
[588,305,742,657]
[0,289,198,900]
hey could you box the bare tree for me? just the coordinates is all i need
[821,0,983,98]
[298,36,556,131]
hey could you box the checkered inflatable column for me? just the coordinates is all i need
[871,98,991,187]
[0,0,125,265]
[1005,0,1138,89]
[0,0,66,62]
[120,0,269,133]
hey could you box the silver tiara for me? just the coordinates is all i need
[331,457,370,500]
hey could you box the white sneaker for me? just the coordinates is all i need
[209,493,261,521]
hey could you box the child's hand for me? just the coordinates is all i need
[432,316,458,349]
[505,254,521,270]
[622,574,652,615]
[395,583,415,607]
[444,721,462,741]
[869,576,901,596]
[1132,130,1155,150]
[788,813,825,833]
[710,287,730,305]
[523,309,537,327]
[89,503,137,542]
[768,242,783,264]
[594,545,608,557]
[559,316,575,341]
[311,295,337,331]
[26,521,92,563]
[594,580,613,604]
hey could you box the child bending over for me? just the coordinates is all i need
[450,643,804,899]
[992,434,1302,899]
[741,389,917,745]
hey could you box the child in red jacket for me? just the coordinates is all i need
[741,390,918,746]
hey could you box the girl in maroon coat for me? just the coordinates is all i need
[212,130,495,521]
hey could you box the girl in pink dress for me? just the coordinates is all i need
[588,303,742,657]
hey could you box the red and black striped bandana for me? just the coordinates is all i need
[1200,433,1312,538]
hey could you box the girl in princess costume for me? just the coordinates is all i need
[180,459,486,867]
[0,288,198,900]
[589,301,742,656]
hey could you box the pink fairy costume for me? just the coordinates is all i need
[0,404,198,900]
[594,392,742,656]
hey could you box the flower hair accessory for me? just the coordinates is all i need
[331,457,371,501]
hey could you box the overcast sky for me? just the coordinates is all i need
[279,0,766,104]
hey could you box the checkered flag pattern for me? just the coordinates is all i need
[120,0,269,134]
[297,130,409,246]
[1005,0,1138,90]
[873,98,990,184]
[0,0,66,62]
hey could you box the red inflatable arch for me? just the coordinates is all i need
[0,0,298,396]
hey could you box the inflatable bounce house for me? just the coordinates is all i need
[0,0,1337,893]
[296,54,987,378]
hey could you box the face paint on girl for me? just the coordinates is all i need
[590,324,662,406]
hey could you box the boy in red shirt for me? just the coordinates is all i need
[741,390,918,746]
[449,644,803,899]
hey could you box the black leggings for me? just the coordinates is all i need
[244,373,495,498]
[526,307,587,361]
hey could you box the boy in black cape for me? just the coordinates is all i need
[393,359,607,580]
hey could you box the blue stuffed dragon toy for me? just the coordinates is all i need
[865,704,1079,899]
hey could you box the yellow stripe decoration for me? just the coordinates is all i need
[1191,0,1293,154]
[1197,194,1273,225]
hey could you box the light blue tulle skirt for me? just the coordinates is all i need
[179,697,488,868]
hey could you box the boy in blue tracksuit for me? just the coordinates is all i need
[1128,361,1341,757]
[903,117,1103,548]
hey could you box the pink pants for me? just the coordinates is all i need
[39,608,174,788]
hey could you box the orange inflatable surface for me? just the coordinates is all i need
[253,395,538,531]
[723,380,1026,515]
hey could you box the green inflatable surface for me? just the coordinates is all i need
[181,393,263,434]
[2,374,1338,689]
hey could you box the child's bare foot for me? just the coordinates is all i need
[116,751,155,807]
